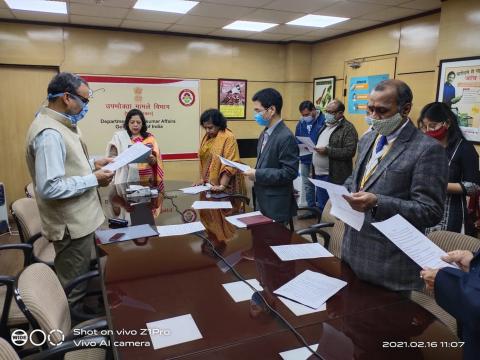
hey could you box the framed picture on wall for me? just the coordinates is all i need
[218,79,247,119]
[436,56,480,143]
[313,76,335,112]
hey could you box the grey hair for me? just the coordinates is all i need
[373,79,413,108]
[47,72,88,97]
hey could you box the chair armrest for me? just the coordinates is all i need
[27,233,43,245]
[64,270,100,298]
[0,275,15,286]
[296,228,331,249]
[0,243,33,267]
[310,222,334,230]
[22,335,110,360]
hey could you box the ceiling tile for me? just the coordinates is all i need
[70,15,122,27]
[68,3,130,18]
[264,0,340,13]
[349,0,408,5]
[177,15,231,28]
[121,20,172,31]
[68,0,136,8]
[188,3,255,19]
[209,28,256,38]
[167,24,217,35]
[399,0,441,11]
[264,24,313,35]
[126,9,182,23]
[198,0,271,6]
[0,8,13,18]
[12,10,68,22]
[316,1,388,18]
[243,9,305,23]
[360,6,421,21]
[247,32,292,41]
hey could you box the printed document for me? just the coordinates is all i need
[372,214,458,269]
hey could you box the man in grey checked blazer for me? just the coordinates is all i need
[342,79,448,291]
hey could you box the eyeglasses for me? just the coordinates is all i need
[68,92,89,105]
[324,110,339,115]
[420,122,445,132]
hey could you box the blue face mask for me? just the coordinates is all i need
[48,92,89,125]
[302,116,313,123]
[67,103,89,125]
[254,111,270,127]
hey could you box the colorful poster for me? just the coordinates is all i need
[313,76,335,111]
[348,74,389,114]
[437,57,480,143]
[79,75,200,160]
[218,79,247,119]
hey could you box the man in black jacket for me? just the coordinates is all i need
[313,99,358,213]
[243,88,299,223]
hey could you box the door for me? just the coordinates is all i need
[0,66,58,206]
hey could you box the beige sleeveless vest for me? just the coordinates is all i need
[25,107,104,241]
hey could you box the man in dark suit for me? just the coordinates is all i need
[243,88,299,223]
[421,250,480,360]
[342,79,448,291]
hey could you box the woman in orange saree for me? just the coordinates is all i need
[196,109,247,241]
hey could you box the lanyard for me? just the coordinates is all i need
[360,136,392,190]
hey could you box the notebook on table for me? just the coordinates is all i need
[237,214,273,227]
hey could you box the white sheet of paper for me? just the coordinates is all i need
[192,201,232,209]
[146,314,202,350]
[279,296,326,316]
[179,184,211,194]
[274,270,347,309]
[225,211,263,228]
[156,222,205,237]
[103,143,151,172]
[309,178,365,231]
[279,344,319,360]
[298,144,313,157]
[218,156,251,173]
[372,214,458,269]
[296,136,316,151]
[271,243,333,261]
[222,279,263,302]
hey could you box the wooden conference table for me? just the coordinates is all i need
[96,181,462,360]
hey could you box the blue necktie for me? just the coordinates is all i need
[375,135,388,154]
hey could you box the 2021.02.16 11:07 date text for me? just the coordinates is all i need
[382,341,464,348]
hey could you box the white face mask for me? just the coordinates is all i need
[371,112,404,136]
